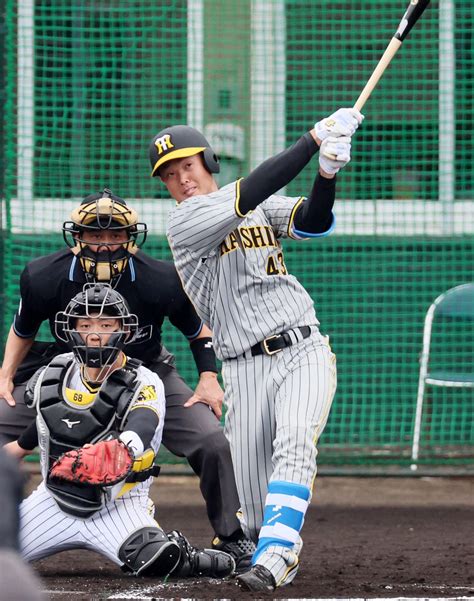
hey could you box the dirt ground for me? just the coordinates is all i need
[25,472,473,600]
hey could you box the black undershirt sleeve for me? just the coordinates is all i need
[239,132,319,215]
[17,420,38,451]
[166,267,203,340]
[123,408,159,449]
[292,174,336,234]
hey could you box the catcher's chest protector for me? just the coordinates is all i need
[36,355,142,517]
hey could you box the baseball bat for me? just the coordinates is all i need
[354,0,431,111]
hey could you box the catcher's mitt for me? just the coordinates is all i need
[50,439,134,486]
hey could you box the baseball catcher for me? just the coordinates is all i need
[0,188,254,571]
[2,283,234,579]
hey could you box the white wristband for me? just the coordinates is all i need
[119,431,144,458]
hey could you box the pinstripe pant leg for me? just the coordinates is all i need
[20,483,80,561]
[272,338,337,487]
[222,356,275,543]
[253,338,337,582]
[85,489,160,565]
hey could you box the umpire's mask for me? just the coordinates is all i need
[62,188,148,287]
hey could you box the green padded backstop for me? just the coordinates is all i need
[1,1,473,469]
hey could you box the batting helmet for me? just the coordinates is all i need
[62,188,147,286]
[55,283,139,369]
[149,125,220,177]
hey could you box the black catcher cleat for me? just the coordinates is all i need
[167,530,235,578]
[236,564,276,591]
[212,533,256,574]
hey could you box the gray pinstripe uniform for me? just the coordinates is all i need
[167,182,337,581]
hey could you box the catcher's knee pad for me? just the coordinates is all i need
[167,530,235,578]
[118,527,180,577]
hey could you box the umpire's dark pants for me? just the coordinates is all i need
[0,346,242,539]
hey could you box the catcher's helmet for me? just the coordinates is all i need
[55,283,139,369]
[62,188,148,286]
[149,125,220,177]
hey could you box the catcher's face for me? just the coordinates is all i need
[160,155,218,203]
[75,316,121,346]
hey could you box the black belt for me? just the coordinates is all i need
[249,326,313,357]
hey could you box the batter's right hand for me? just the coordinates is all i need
[314,108,364,143]
[0,374,16,407]
[319,136,352,175]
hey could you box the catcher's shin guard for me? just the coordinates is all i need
[118,527,180,577]
[167,530,235,578]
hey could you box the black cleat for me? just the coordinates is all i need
[212,534,256,574]
[236,564,276,591]
[167,530,235,578]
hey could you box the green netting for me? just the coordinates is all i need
[1,0,473,469]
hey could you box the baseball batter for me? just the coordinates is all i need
[148,108,363,591]
[2,283,234,580]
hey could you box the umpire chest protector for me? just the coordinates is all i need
[28,355,142,517]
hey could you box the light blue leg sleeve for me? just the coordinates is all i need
[253,480,310,564]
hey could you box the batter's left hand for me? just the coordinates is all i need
[184,372,224,418]
[314,107,364,144]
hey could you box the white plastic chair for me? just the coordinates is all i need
[411,283,474,469]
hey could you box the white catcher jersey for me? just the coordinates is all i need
[34,352,166,493]
[167,182,333,359]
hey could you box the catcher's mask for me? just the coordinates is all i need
[55,283,139,370]
[62,188,148,287]
[149,125,220,177]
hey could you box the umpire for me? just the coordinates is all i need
[0,188,254,570]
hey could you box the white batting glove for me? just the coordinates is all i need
[319,136,352,175]
[314,108,364,142]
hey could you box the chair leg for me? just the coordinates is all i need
[411,374,426,470]
[412,306,435,469]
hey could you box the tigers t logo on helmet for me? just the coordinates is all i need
[149,125,220,177]
[154,134,174,155]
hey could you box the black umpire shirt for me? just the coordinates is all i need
[13,249,203,367]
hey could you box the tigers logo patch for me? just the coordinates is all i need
[137,385,157,402]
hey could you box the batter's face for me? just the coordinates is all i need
[75,315,121,346]
[159,155,218,203]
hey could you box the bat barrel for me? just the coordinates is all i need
[395,0,430,42]
[353,0,430,111]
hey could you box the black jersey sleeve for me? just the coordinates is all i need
[292,174,336,235]
[166,268,203,340]
[13,267,49,338]
[238,132,319,215]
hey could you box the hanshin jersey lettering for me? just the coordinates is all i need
[167,182,332,359]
